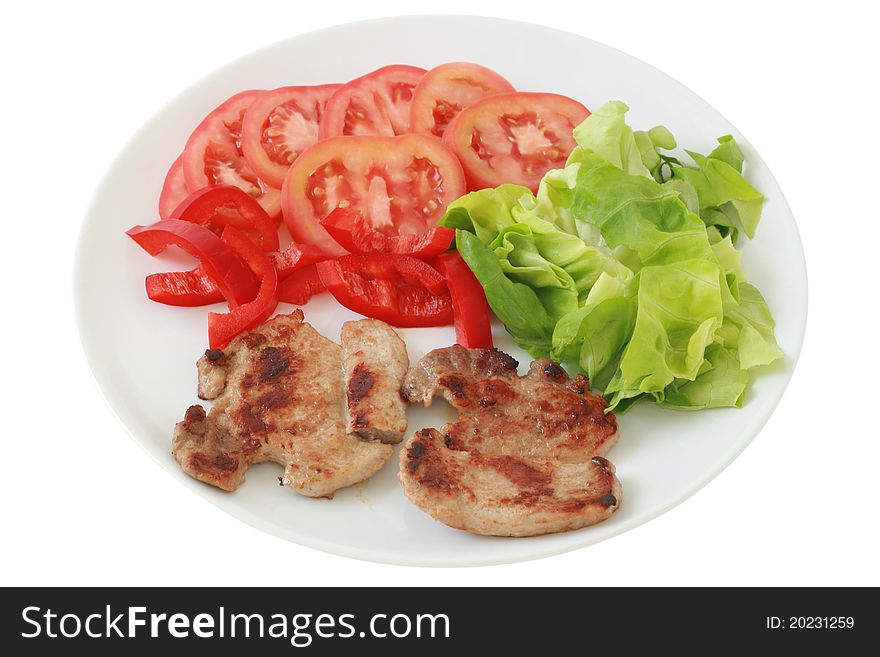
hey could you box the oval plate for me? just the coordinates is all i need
[74,16,807,566]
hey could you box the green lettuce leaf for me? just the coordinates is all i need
[568,153,715,266]
[701,206,740,243]
[441,100,780,416]
[493,213,631,301]
[664,178,700,214]
[570,100,652,177]
[672,136,764,239]
[551,272,637,378]
[710,233,745,281]
[604,259,724,409]
[708,134,744,172]
[443,186,633,321]
[454,229,555,356]
[577,297,638,391]
[659,343,750,410]
[634,125,679,182]
[715,282,784,369]
[440,185,529,244]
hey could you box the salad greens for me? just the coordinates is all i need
[440,101,782,412]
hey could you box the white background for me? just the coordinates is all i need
[2,0,877,586]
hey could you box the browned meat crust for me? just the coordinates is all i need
[341,319,409,443]
[399,346,621,536]
[172,311,394,498]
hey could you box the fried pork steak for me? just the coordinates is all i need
[342,319,409,443]
[399,346,621,536]
[173,310,408,498]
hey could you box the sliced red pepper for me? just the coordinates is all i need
[437,251,493,348]
[278,265,325,305]
[145,265,225,307]
[274,241,331,279]
[316,254,453,328]
[170,185,279,251]
[126,220,258,306]
[207,226,279,349]
[320,208,455,259]
[144,240,329,307]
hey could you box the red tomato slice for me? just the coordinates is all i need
[282,134,466,256]
[319,65,426,138]
[320,207,454,259]
[410,62,515,138]
[316,254,453,327]
[241,84,341,189]
[181,90,282,219]
[442,92,590,192]
[158,155,188,219]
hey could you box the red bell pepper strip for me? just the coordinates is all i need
[320,208,455,260]
[278,265,325,305]
[316,254,453,328]
[207,226,279,349]
[274,241,331,279]
[146,253,327,308]
[437,251,493,348]
[126,219,258,306]
[145,265,225,307]
[170,185,279,251]
[144,239,329,308]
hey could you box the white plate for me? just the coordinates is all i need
[74,16,807,567]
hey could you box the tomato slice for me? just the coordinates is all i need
[437,250,493,348]
[158,155,188,219]
[181,90,282,219]
[208,226,279,349]
[316,254,453,327]
[320,207,454,259]
[443,92,590,192]
[278,265,325,305]
[126,220,259,307]
[282,134,465,256]
[410,62,515,138]
[241,84,341,189]
[319,65,426,138]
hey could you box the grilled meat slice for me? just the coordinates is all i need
[399,346,621,536]
[173,311,393,498]
[341,319,409,443]
[402,429,621,536]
